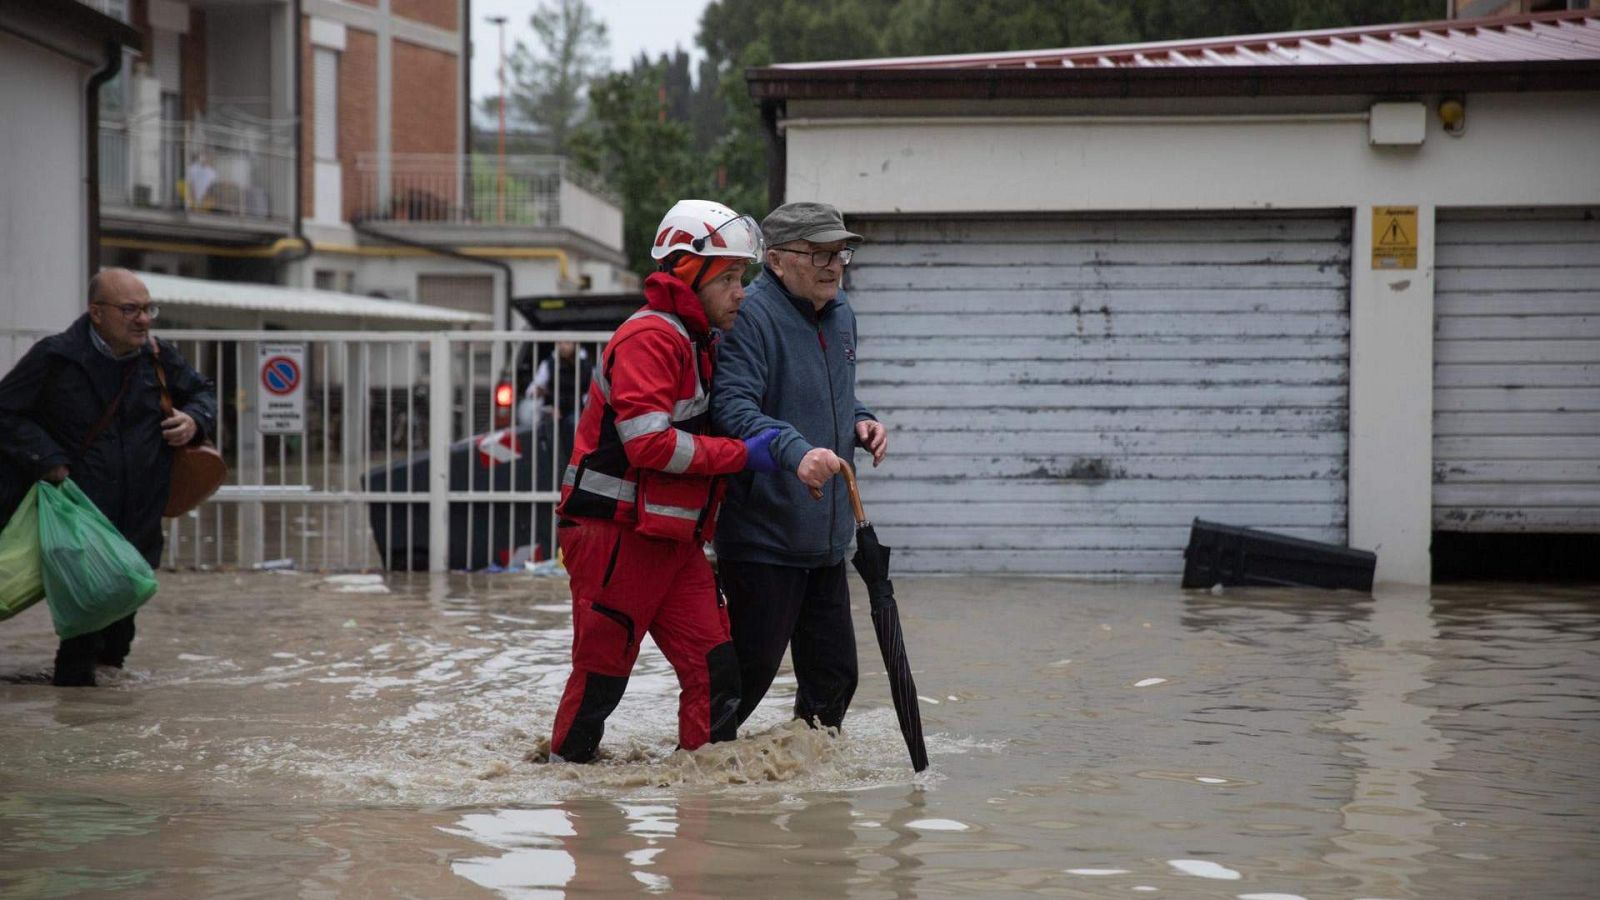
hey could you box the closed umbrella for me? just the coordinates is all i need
[840,464,929,772]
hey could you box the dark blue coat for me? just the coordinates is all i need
[712,268,877,568]
[0,315,217,566]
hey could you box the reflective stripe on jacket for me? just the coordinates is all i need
[558,273,748,542]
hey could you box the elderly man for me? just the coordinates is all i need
[712,201,888,730]
[0,269,217,686]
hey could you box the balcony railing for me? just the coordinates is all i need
[355,154,623,251]
[100,116,294,227]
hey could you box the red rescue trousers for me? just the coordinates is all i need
[550,518,741,762]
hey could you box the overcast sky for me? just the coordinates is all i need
[469,0,714,101]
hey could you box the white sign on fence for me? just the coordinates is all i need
[257,342,306,434]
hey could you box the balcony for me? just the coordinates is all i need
[353,154,623,253]
[100,116,295,238]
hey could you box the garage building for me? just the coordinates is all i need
[748,10,1600,584]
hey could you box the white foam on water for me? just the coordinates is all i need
[1134,677,1168,688]
[906,819,969,832]
[1065,868,1130,875]
[1132,888,1158,893]
[1168,859,1241,880]
[1197,776,1228,784]
[177,654,216,661]
[1238,894,1307,900]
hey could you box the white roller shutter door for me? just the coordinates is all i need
[848,212,1351,576]
[1433,208,1600,533]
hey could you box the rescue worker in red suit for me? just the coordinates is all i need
[550,200,783,763]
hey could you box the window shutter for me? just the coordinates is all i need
[314,47,338,161]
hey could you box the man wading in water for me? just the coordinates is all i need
[548,199,791,762]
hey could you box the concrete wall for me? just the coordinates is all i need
[0,34,89,370]
[780,91,1600,585]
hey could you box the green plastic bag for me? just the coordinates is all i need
[36,480,158,639]
[0,484,46,621]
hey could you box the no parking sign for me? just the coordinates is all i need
[258,342,306,434]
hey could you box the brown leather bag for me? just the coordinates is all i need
[148,340,226,517]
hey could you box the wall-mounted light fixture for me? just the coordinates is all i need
[1438,96,1466,137]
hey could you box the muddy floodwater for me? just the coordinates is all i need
[1,572,1595,898]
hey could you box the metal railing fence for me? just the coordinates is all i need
[3,329,611,573]
[99,117,295,224]
[354,153,618,227]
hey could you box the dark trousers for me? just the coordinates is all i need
[52,614,136,687]
[719,558,858,729]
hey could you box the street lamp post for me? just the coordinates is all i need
[486,14,508,224]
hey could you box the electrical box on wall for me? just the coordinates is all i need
[1369,102,1427,146]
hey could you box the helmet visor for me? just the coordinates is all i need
[699,214,765,262]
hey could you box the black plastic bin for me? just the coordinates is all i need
[1181,518,1376,592]
[363,421,567,571]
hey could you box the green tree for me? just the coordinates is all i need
[502,0,609,155]
[569,63,701,278]
[1127,0,1444,41]
[883,0,1137,56]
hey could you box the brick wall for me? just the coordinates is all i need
[339,28,378,222]
[392,41,459,156]
[392,0,458,31]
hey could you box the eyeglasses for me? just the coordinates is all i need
[773,246,855,268]
[95,302,160,320]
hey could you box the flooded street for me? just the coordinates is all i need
[1,572,1596,898]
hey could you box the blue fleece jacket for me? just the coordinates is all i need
[712,268,876,567]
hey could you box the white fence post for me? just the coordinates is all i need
[428,335,451,572]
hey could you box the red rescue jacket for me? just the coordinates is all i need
[558,272,748,542]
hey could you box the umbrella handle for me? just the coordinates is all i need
[838,463,868,526]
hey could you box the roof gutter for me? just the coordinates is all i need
[282,0,314,271]
[760,98,786,211]
[747,58,1600,102]
[86,39,123,277]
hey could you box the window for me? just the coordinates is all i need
[313,270,337,291]
[314,47,339,161]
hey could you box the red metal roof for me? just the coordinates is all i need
[776,10,1600,72]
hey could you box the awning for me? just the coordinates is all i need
[136,271,491,325]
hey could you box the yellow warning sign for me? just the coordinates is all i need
[1372,205,1418,270]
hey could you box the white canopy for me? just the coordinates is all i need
[137,271,490,325]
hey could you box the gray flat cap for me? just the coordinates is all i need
[761,202,863,247]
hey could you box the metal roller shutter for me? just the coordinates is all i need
[847,212,1352,576]
[1433,208,1600,534]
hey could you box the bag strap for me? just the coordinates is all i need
[146,338,176,418]
[79,361,136,454]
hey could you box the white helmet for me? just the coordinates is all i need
[651,199,765,264]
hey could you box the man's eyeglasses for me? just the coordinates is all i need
[773,246,855,268]
[94,302,160,320]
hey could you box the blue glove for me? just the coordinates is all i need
[742,427,781,473]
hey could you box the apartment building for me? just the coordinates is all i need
[83,0,629,331]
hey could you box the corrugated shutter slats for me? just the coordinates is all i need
[1433,207,1600,534]
[849,212,1352,576]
